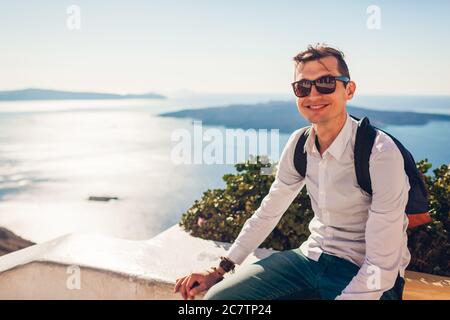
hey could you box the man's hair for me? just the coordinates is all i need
[293,43,350,79]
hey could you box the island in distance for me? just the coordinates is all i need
[159,100,450,134]
[0,88,166,101]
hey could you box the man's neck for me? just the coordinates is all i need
[313,112,347,156]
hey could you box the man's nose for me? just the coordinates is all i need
[309,84,321,97]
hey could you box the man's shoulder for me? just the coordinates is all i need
[279,125,312,160]
[289,125,311,144]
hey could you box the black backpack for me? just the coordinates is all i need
[293,115,431,229]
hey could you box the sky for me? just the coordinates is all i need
[1,0,450,96]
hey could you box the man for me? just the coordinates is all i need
[174,44,410,300]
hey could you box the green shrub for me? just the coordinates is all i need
[407,160,449,276]
[179,157,449,277]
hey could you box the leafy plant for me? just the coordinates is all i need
[407,160,449,276]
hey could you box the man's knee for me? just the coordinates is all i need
[203,271,260,300]
[203,281,238,300]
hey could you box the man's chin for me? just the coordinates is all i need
[299,110,334,125]
[305,114,328,125]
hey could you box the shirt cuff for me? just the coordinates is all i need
[224,242,251,265]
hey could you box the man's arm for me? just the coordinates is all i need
[335,134,410,300]
[223,128,307,265]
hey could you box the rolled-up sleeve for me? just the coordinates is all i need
[225,128,307,265]
[335,135,410,300]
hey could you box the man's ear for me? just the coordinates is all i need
[345,81,356,101]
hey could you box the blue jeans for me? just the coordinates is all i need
[203,247,404,300]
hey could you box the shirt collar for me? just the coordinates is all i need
[304,113,353,161]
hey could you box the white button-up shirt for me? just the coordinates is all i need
[225,112,411,300]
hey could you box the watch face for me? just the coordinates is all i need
[220,260,232,271]
[220,257,235,272]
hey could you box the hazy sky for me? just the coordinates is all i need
[1,0,449,95]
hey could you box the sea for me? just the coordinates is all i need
[0,93,449,243]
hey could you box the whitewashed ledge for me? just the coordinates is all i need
[0,225,275,299]
[0,224,449,300]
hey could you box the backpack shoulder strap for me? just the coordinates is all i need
[293,127,311,178]
[352,115,377,195]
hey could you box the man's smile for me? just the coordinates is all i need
[305,103,330,110]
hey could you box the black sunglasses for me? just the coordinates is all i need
[291,75,350,98]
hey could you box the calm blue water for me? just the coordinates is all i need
[0,94,449,243]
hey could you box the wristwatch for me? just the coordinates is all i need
[219,256,236,274]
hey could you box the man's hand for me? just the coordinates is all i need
[173,268,224,300]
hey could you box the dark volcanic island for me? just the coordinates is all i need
[159,101,450,134]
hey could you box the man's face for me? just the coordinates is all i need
[294,56,355,125]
